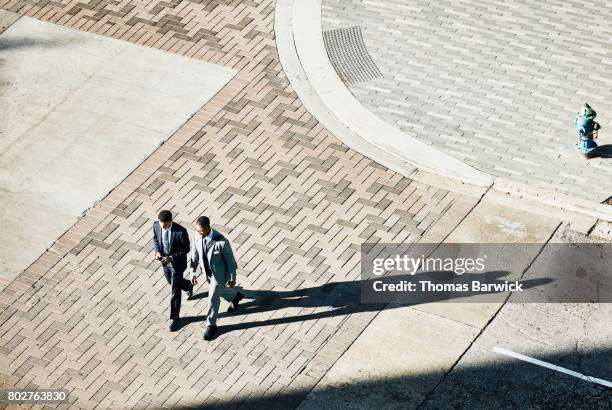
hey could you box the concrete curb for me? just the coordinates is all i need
[277,0,491,187]
[275,0,612,223]
[274,0,420,180]
[492,178,612,222]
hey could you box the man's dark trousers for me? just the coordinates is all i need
[153,221,191,319]
[163,264,192,319]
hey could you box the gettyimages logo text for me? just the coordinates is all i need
[371,254,487,276]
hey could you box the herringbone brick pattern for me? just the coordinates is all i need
[322,0,612,202]
[0,0,478,408]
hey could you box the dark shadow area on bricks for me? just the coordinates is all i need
[172,346,612,410]
[592,144,612,158]
[180,271,551,336]
[189,290,209,301]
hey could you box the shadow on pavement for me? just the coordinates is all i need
[189,291,209,301]
[179,271,551,336]
[0,38,62,51]
[174,346,612,409]
[593,144,612,158]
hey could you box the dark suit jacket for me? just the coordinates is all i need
[153,221,190,274]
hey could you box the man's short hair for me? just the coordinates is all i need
[196,216,210,227]
[158,210,173,223]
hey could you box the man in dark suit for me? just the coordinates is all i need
[153,210,193,332]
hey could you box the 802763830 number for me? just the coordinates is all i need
[2,389,68,403]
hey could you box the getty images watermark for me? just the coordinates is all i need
[360,243,612,304]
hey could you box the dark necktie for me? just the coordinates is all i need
[202,237,212,277]
[163,230,170,255]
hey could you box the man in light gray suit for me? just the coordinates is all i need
[189,216,244,340]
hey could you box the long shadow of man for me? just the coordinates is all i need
[593,144,612,158]
[183,270,552,337]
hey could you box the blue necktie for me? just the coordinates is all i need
[163,230,170,255]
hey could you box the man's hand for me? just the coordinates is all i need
[155,252,162,260]
[191,276,198,285]
[227,280,236,288]
[160,256,172,265]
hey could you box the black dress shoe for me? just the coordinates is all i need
[227,292,244,313]
[169,318,181,332]
[204,325,217,341]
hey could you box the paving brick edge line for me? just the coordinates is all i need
[0,71,250,306]
[280,0,612,224]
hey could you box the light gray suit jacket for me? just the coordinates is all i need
[189,229,237,283]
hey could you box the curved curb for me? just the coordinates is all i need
[276,0,493,188]
[274,0,420,180]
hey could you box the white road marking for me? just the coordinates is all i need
[493,346,612,388]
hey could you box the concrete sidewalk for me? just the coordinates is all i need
[301,195,611,408]
[0,13,235,291]
[299,192,562,409]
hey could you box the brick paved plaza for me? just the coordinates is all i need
[0,0,476,407]
[1,0,611,409]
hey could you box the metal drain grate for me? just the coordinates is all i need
[323,26,382,85]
